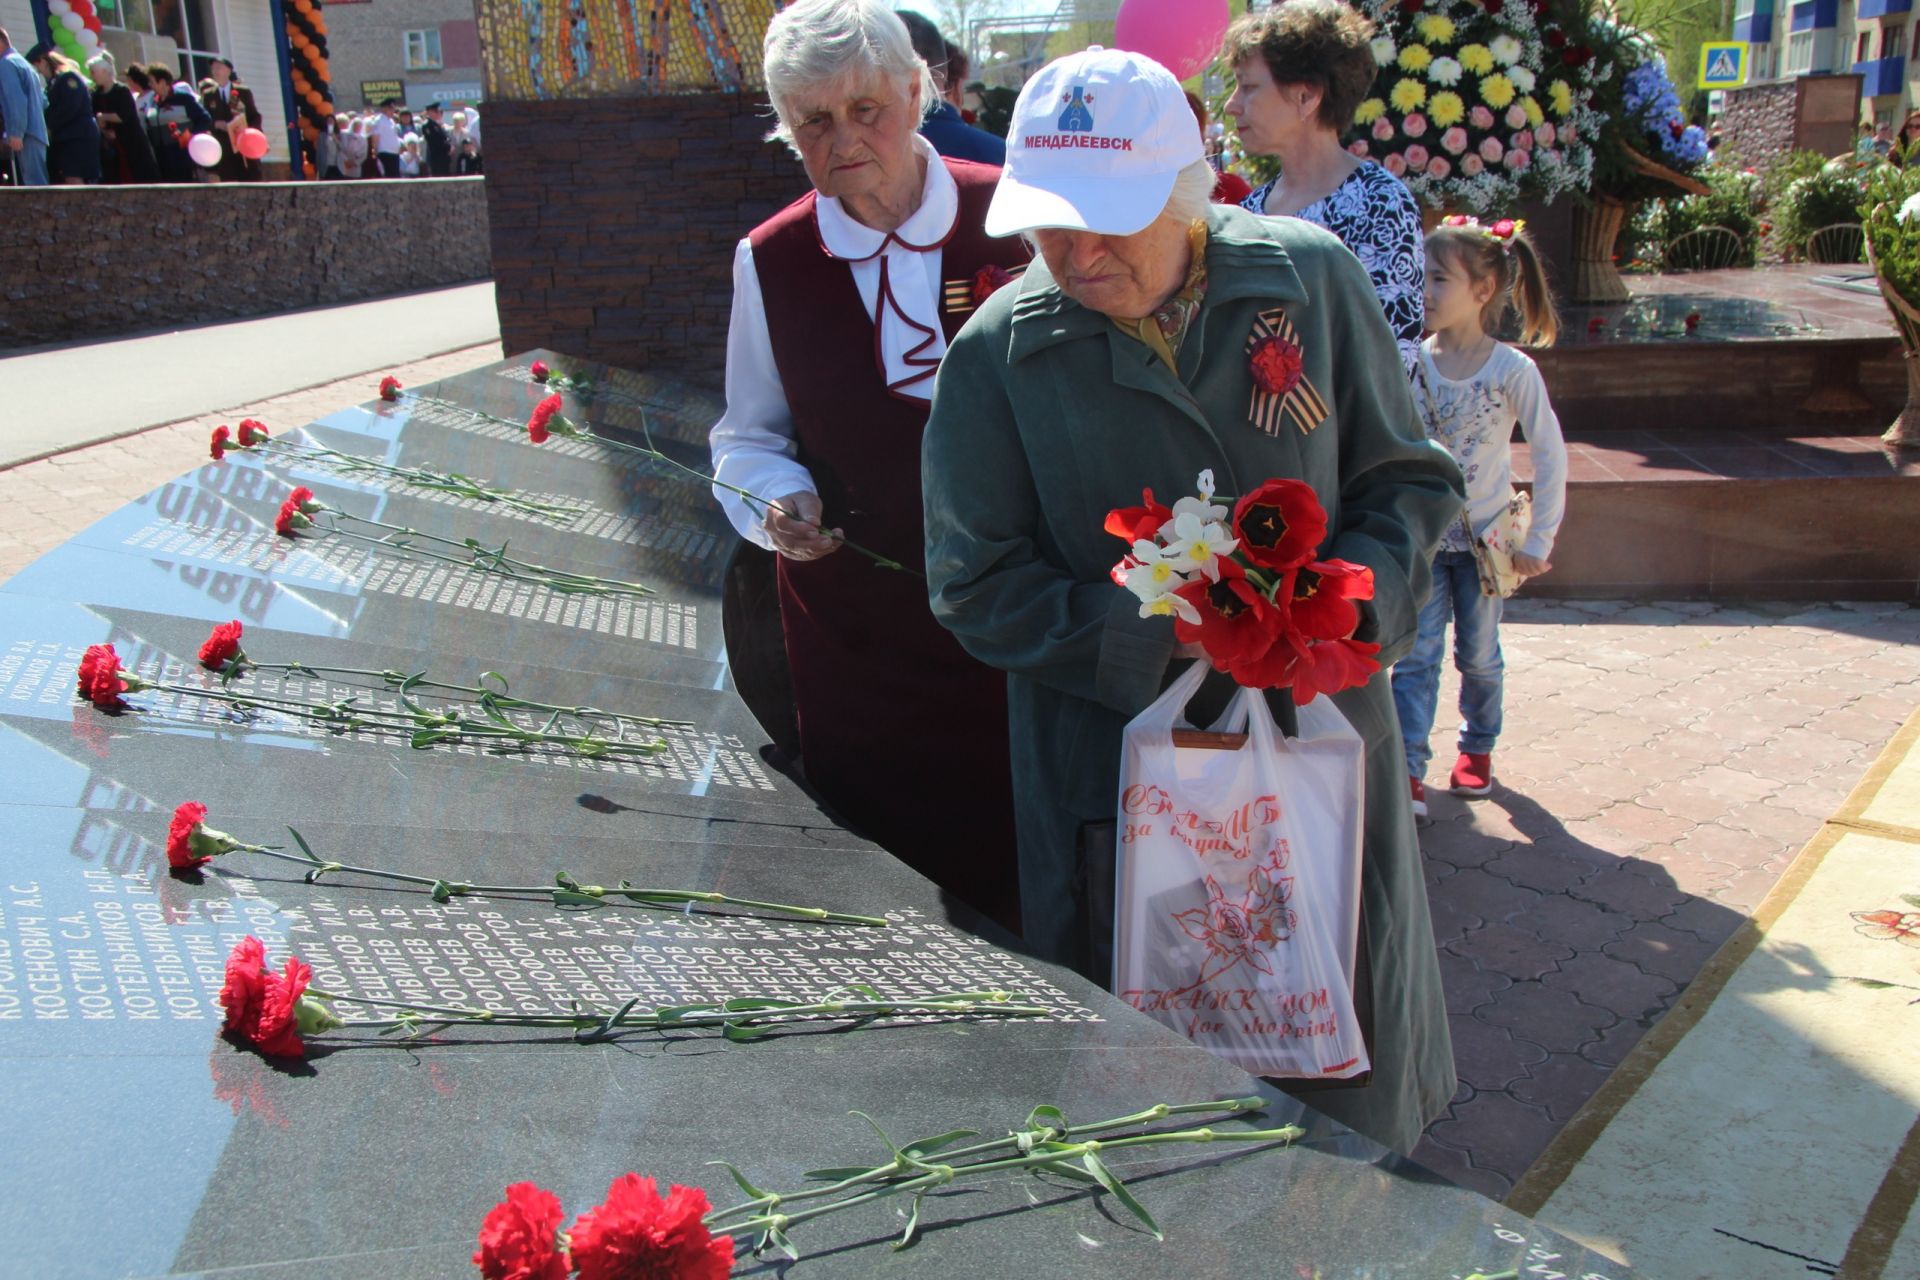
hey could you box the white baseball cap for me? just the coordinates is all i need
[985,46,1205,238]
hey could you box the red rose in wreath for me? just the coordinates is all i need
[1248,334,1305,398]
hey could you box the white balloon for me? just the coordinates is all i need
[76,28,99,47]
[48,0,72,14]
[60,12,85,30]
[188,133,223,167]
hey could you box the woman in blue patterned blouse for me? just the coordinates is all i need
[1223,0,1425,377]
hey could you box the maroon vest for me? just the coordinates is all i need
[747,159,1028,928]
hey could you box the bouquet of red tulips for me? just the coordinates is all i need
[1106,471,1382,703]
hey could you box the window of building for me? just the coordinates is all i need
[1883,21,1905,58]
[1788,30,1816,73]
[1859,30,1873,62]
[1913,19,1920,57]
[405,30,444,70]
[95,0,157,37]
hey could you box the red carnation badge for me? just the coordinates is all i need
[973,264,1015,306]
[1248,334,1304,398]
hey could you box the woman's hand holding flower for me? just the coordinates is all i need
[765,491,844,562]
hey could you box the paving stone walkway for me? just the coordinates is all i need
[1409,598,1920,1199]
[4,355,1916,1209]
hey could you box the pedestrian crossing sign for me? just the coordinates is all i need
[1699,42,1749,90]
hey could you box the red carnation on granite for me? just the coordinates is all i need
[210,425,232,461]
[1232,478,1326,572]
[77,643,131,709]
[379,375,403,402]
[236,420,270,447]
[530,360,552,383]
[1248,334,1304,398]
[287,486,322,515]
[1685,311,1701,333]
[973,264,1015,306]
[199,620,246,672]
[220,936,270,1038]
[168,801,212,869]
[474,1183,572,1280]
[568,1175,734,1280]
[274,501,307,538]
[527,394,564,445]
[1587,317,1605,336]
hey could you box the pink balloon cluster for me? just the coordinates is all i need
[1112,0,1231,81]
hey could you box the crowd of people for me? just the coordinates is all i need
[313,98,482,180]
[0,26,479,186]
[710,0,1572,1157]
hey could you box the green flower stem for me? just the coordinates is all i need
[1464,1272,1520,1280]
[705,1097,1272,1224]
[226,828,893,929]
[139,681,666,758]
[235,662,693,729]
[300,988,1046,1037]
[398,390,917,576]
[712,1123,1305,1243]
[247,438,582,518]
[307,514,655,599]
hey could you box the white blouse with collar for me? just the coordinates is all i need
[710,135,957,549]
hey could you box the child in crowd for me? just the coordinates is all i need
[1392,216,1568,818]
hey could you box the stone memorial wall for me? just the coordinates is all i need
[0,355,1641,1277]
[0,178,492,351]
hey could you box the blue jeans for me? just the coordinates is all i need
[1391,551,1504,777]
[11,137,48,186]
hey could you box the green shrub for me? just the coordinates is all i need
[1642,167,1764,267]
[1772,161,1871,257]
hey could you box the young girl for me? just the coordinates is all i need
[1393,216,1568,817]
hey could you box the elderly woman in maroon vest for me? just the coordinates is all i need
[708,0,1029,929]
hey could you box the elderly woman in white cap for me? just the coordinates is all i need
[923,46,1463,1155]
[707,0,1029,929]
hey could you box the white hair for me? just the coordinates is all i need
[1165,159,1217,223]
[86,50,116,78]
[762,0,936,151]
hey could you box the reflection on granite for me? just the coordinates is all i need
[0,352,1642,1278]
[1515,430,1920,483]
[1554,264,1899,346]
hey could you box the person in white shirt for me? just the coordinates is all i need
[705,0,1028,929]
[451,100,480,172]
[368,98,403,177]
[1394,216,1568,814]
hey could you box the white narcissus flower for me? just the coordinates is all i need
[1123,541,1188,603]
[1429,56,1462,86]
[1371,36,1396,66]
[1161,512,1239,582]
[1170,469,1228,524]
[1140,592,1203,624]
[1489,35,1522,66]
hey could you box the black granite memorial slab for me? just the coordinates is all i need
[0,353,1642,1278]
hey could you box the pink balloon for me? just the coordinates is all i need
[238,128,269,160]
[1113,0,1231,81]
[187,132,222,168]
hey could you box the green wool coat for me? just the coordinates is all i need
[922,204,1466,1154]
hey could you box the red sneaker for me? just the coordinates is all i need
[1409,776,1428,820]
[1450,752,1493,797]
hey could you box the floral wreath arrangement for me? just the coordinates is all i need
[1349,0,1608,214]
[1581,22,1712,201]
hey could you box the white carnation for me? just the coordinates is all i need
[1372,36,1397,66]
[1429,56,1463,86]
[1508,65,1536,92]
[1489,35,1522,66]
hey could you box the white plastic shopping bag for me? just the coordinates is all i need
[1112,661,1369,1080]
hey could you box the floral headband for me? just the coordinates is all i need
[1439,215,1526,251]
